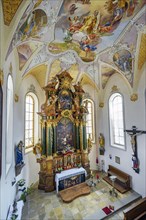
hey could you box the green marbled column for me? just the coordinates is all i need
[75,123,80,150]
[83,122,87,150]
[79,121,83,151]
[53,124,57,154]
[47,122,53,156]
[41,118,46,156]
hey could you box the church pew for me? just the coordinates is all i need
[123,197,146,220]
[103,165,131,193]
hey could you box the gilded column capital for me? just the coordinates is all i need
[41,121,46,128]
[75,120,79,126]
[46,155,53,160]
[82,149,88,154]
[47,122,52,127]
[82,122,86,126]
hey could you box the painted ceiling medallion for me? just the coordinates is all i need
[113,50,132,73]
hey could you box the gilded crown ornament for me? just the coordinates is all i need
[130,93,138,102]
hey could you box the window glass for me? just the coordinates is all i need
[25,92,39,150]
[109,93,125,149]
[83,99,95,142]
[25,94,34,148]
[6,75,13,175]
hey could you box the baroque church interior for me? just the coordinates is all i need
[0,0,146,219]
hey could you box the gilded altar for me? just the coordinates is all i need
[35,71,90,192]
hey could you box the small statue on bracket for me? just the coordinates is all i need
[132,154,139,173]
[16,141,24,166]
[99,133,105,155]
[88,134,92,153]
[33,139,42,158]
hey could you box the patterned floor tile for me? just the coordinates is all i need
[22,173,141,220]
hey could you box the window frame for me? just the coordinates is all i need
[108,92,126,150]
[6,74,13,175]
[83,98,95,143]
[24,92,39,151]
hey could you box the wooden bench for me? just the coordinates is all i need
[59,182,90,202]
[103,165,131,193]
[123,197,146,220]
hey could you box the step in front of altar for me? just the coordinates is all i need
[59,182,90,203]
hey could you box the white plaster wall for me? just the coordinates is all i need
[0,53,45,219]
[0,56,17,219]
[83,83,99,171]
[100,70,146,197]
[13,75,45,187]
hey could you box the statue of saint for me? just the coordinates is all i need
[33,139,42,158]
[126,131,142,154]
[16,141,24,165]
[99,133,105,148]
[88,134,92,152]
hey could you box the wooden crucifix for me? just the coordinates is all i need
[124,126,146,173]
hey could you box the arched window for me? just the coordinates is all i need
[109,93,125,149]
[6,75,13,175]
[25,92,38,149]
[83,99,95,142]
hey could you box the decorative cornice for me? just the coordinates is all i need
[109,43,132,56]
[114,6,146,44]
[135,23,146,34]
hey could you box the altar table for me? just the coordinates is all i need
[55,167,87,193]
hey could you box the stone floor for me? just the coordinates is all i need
[22,172,141,220]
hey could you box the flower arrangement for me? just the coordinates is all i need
[16,179,34,202]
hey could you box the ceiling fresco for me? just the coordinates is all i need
[101,66,116,89]
[2,0,23,26]
[138,33,146,70]
[25,64,47,88]
[48,0,145,61]
[3,0,146,95]
[17,43,38,70]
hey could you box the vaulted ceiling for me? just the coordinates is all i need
[2,0,146,95]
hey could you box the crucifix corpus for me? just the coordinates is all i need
[124,126,146,174]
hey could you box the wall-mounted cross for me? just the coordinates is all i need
[124,126,146,173]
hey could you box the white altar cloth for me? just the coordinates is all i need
[55,167,87,193]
